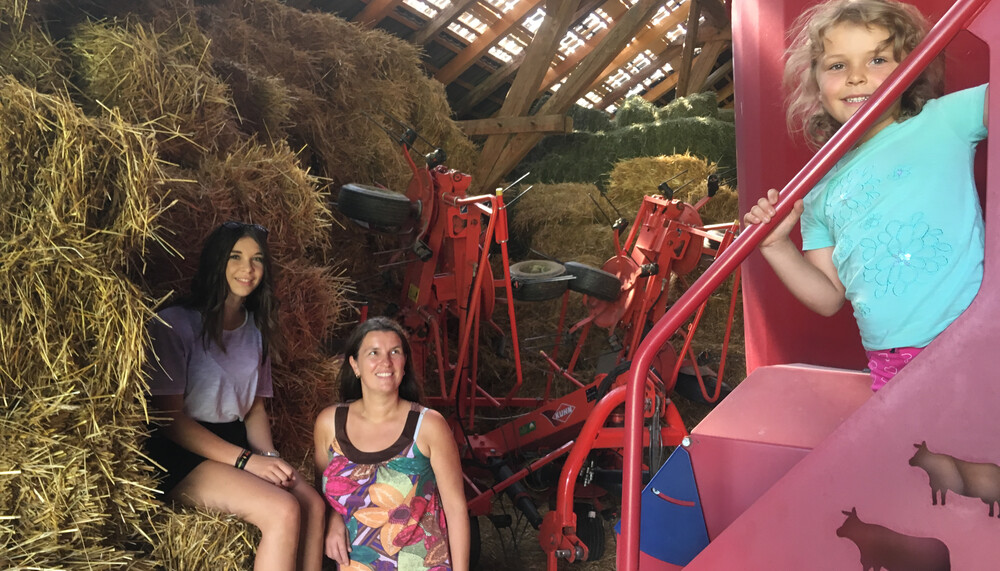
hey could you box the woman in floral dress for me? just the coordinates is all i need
[314,317,469,570]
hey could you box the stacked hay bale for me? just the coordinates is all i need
[2,0,477,567]
[512,92,736,186]
[0,78,162,569]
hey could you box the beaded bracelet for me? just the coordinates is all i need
[235,448,252,470]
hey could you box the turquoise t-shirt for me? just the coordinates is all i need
[800,84,987,350]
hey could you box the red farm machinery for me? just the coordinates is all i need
[336,0,1000,567]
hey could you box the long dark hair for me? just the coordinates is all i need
[181,222,282,362]
[338,317,423,404]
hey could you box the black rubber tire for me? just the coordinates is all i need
[564,261,622,301]
[337,183,413,227]
[509,259,565,280]
[469,515,481,569]
[574,502,606,561]
[510,260,568,301]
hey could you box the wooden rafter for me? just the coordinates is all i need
[474,0,580,186]
[701,57,733,91]
[675,0,701,97]
[409,0,479,46]
[474,0,663,193]
[685,37,728,95]
[434,0,545,85]
[581,2,692,98]
[536,0,629,94]
[638,31,728,104]
[456,114,573,136]
[699,0,730,27]
[354,0,402,27]
[596,44,682,109]
[452,0,618,115]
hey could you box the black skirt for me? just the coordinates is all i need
[146,420,250,496]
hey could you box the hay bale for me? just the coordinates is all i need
[150,507,258,571]
[270,355,342,464]
[656,91,720,120]
[214,59,292,143]
[613,95,658,127]
[568,103,613,133]
[514,117,736,186]
[0,16,70,94]
[0,76,163,568]
[69,17,236,166]
[607,154,715,206]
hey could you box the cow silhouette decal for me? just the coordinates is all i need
[837,508,950,571]
[909,441,1000,517]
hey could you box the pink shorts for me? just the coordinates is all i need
[865,347,924,391]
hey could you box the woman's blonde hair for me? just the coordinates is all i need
[784,0,943,148]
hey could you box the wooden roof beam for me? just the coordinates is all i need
[457,114,573,136]
[536,0,630,94]
[434,0,545,85]
[700,0,731,27]
[580,2,692,98]
[474,0,580,185]
[409,0,479,45]
[474,0,663,193]
[675,0,701,97]
[686,37,728,96]
[453,0,615,115]
[354,0,402,28]
[596,44,683,109]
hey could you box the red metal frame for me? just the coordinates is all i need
[616,0,988,567]
[349,126,745,566]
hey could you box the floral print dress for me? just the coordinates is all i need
[322,402,451,570]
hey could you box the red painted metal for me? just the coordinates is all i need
[619,0,990,567]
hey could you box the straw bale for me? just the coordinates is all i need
[0,16,70,94]
[0,76,163,568]
[199,0,474,192]
[0,0,29,29]
[607,153,715,207]
[150,506,257,571]
[269,355,342,464]
[69,17,236,166]
[214,59,292,144]
[275,259,351,366]
[509,183,605,237]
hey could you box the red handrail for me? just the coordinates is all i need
[618,0,990,568]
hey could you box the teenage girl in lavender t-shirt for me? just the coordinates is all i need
[145,222,325,571]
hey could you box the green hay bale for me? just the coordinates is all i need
[717,107,735,122]
[656,91,720,120]
[613,95,658,128]
[514,117,736,186]
[568,103,613,133]
[69,17,236,166]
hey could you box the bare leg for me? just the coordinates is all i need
[288,477,326,571]
[170,461,301,571]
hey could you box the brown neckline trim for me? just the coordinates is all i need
[335,403,420,464]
